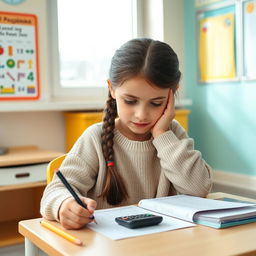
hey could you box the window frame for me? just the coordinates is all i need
[47,0,141,103]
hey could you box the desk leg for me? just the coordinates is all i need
[25,238,40,256]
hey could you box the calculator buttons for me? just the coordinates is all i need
[115,213,163,229]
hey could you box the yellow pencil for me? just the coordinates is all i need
[40,220,83,246]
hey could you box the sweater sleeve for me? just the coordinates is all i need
[152,120,212,197]
[40,125,101,221]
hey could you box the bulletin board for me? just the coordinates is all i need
[197,5,236,82]
[196,0,256,83]
[0,12,40,100]
[243,0,256,79]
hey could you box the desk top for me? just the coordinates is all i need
[0,146,63,167]
[19,193,256,256]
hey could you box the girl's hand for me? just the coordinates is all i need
[58,197,97,229]
[151,89,175,138]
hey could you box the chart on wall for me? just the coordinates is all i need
[0,12,40,100]
[198,5,236,82]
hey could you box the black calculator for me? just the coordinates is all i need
[115,213,163,229]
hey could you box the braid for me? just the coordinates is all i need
[100,92,128,205]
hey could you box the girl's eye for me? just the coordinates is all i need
[124,99,137,105]
[151,102,163,107]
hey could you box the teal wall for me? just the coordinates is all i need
[184,0,256,175]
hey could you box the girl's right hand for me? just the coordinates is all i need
[151,89,175,138]
[58,197,97,229]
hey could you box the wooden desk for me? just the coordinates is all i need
[19,193,256,256]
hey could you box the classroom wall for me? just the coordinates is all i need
[184,1,256,191]
[0,111,65,151]
[0,0,65,152]
[0,0,185,153]
[163,0,184,95]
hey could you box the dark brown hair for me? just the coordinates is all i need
[100,38,181,205]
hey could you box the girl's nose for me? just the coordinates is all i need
[134,105,148,121]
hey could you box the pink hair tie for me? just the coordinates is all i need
[107,161,114,167]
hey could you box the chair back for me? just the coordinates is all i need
[47,154,66,184]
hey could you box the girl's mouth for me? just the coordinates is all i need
[132,122,149,127]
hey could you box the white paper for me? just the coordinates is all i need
[87,205,195,240]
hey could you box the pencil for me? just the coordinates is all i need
[40,220,83,246]
[56,170,97,224]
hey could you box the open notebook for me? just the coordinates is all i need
[138,195,256,228]
[88,195,256,240]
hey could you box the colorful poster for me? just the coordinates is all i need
[198,6,236,82]
[0,12,40,100]
[243,0,256,79]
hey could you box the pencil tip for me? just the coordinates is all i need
[89,215,97,223]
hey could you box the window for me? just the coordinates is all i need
[49,0,138,102]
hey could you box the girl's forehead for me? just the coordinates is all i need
[116,76,169,96]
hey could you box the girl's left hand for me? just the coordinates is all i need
[151,89,175,138]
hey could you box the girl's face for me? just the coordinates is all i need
[108,76,170,141]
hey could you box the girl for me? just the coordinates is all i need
[40,38,212,229]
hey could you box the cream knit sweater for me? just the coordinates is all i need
[40,120,212,221]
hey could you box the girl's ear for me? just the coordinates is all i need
[107,80,116,99]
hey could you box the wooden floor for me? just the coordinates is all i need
[0,243,47,256]
[0,244,24,256]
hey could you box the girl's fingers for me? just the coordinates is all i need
[166,89,174,112]
[60,216,86,229]
[71,202,92,218]
[59,197,95,229]
[70,197,96,218]
[60,207,93,229]
[81,197,97,213]
[69,206,92,221]
[164,89,175,120]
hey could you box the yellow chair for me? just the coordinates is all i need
[46,154,66,184]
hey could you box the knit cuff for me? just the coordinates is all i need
[152,130,179,150]
[51,192,72,221]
